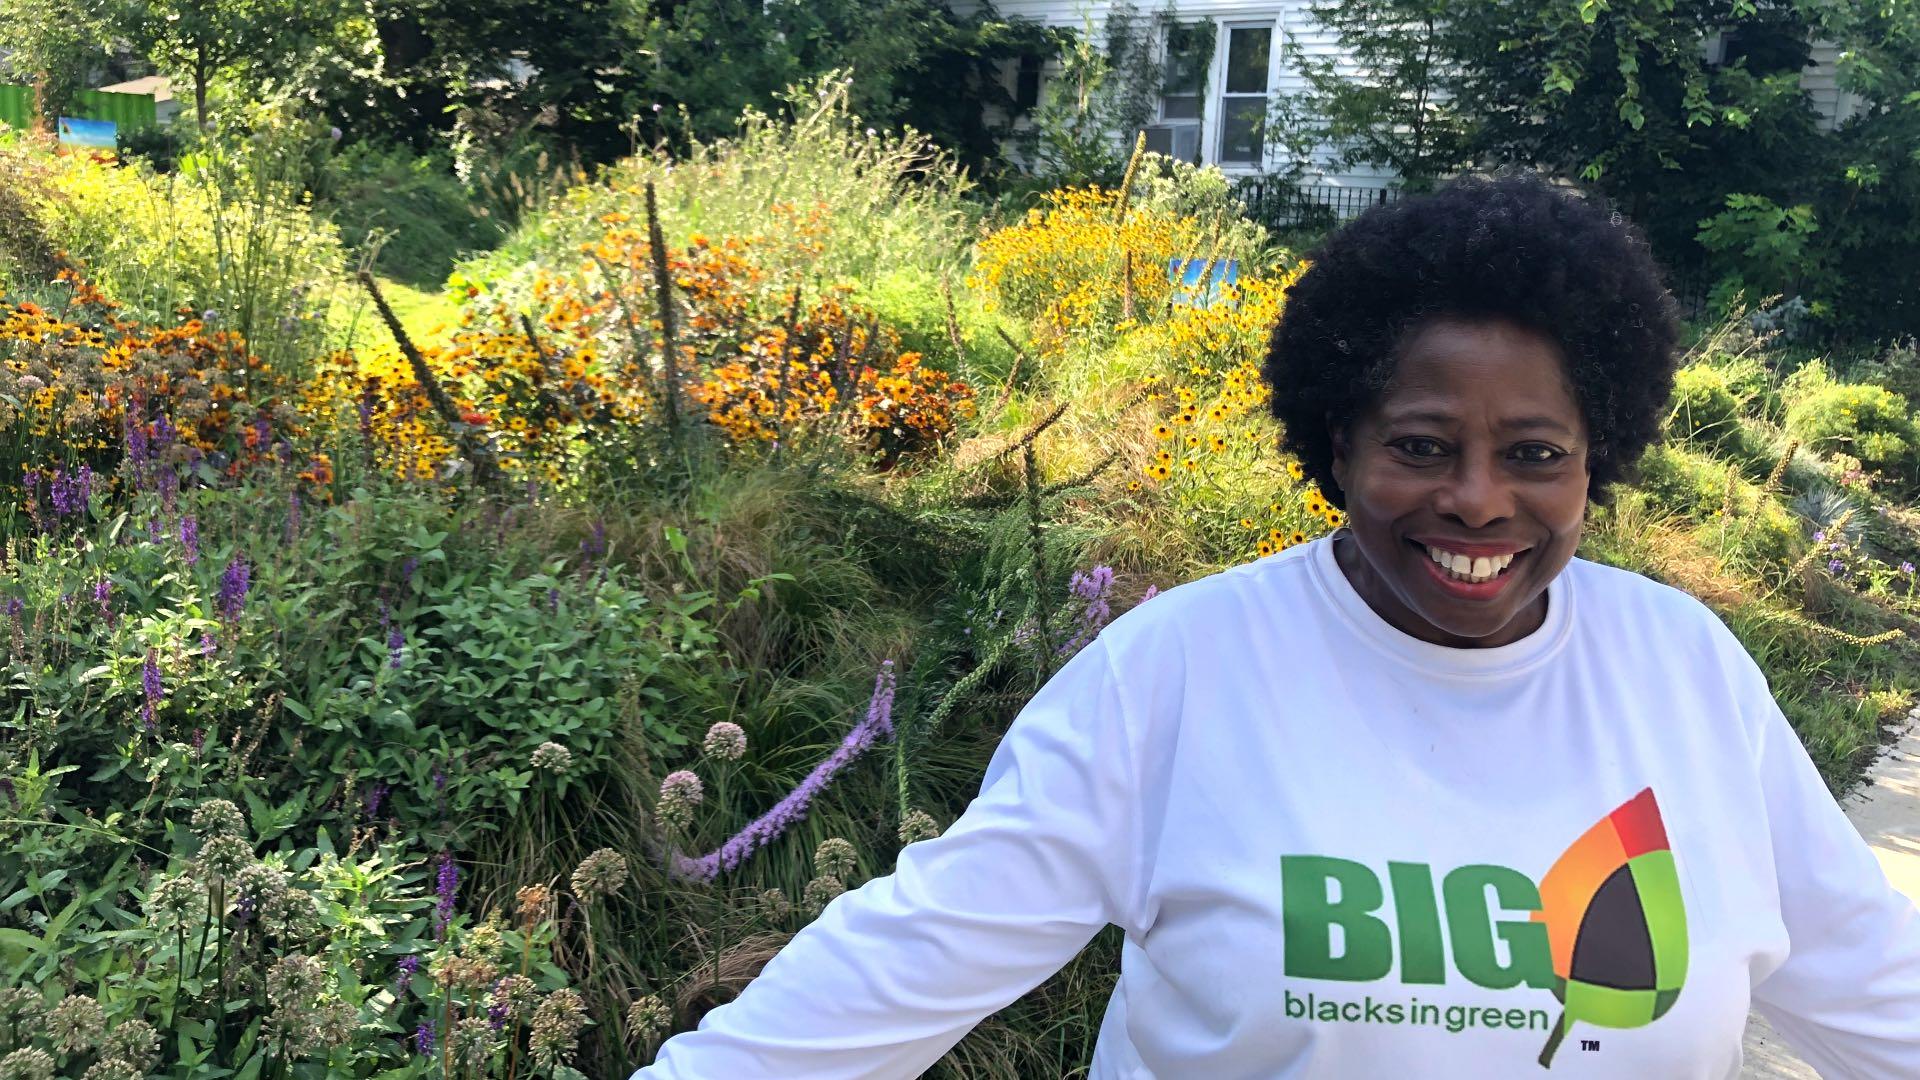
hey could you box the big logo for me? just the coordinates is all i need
[1280,788,1688,1067]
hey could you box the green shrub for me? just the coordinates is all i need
[1667,364,1744,443]
[1780,360,1919,483]
[317,142,502,287]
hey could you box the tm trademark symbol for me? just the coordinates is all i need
[1580,1039,1601,1052]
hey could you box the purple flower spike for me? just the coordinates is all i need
[180,516,200,566]
[671,660,898,883]
[433,852,459,938]
[141,648,164,730]
[388,625,405,669]
[95,577,114,628]
[218,556,251,620]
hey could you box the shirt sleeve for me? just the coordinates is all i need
[1743,672,1920,1074]
[632,635,1145,1079]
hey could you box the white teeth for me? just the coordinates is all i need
[1423,544,1518,583]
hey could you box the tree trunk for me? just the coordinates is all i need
[195,46,210,131]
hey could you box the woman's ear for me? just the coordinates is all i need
[1326,412,1349,493]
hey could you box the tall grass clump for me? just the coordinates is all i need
[455,73,1002,373]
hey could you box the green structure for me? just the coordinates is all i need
[0,86,158,134]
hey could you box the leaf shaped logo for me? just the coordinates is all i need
[1530,788,1689,1068]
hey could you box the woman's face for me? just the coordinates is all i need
[1327,316,1594,648]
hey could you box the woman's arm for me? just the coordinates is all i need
[633,636,1146,1079]
[1745,683,1920,1074]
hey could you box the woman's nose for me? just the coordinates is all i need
[1435,454,1513,527]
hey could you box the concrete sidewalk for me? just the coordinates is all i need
[1741,706,1920,1077]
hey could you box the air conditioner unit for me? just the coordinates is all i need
[1140,123,1202,165]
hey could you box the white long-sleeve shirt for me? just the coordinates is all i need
[636,529,1920,1078]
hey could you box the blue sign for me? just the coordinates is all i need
[1168,257,1239,308]
[56,116,116,150]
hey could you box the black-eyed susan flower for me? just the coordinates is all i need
[1257,540,1275,557]
[1208,434,1227,452]
[1287,461,1304,480]
[1153,423,1173,440]
[1240,517,1256,530]
[1289,530,1307,545]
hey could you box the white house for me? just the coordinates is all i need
[968,1,1864,198]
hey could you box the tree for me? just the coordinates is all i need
[1280,0,1471,191]
[0,0,127,129]
[135,0,373,128]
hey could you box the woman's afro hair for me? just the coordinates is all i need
[1262,168,1683,512]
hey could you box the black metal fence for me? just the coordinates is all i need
[1230,178,1403,232]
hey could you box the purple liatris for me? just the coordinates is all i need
[671,660,897,882]
[179,516,200,566]
[217,556,250,620]
[366,781,390,819]
[1058,565,1115,656]
[141,648,163,730]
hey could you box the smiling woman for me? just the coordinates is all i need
[634,171,1920,1080]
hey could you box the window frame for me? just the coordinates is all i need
[1214,18,1280,170]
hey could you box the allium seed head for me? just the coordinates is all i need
[627,994,671,1041]
[814,837,857,879]
[530,741,573,772]
[47,994,105,1052]
[802,873,846,916]
[191,798,246,839]
[195,833,252,878]
[265,954,327,1009]
[103,1018,160,1072]
[657,770,704,829]
[897,808,942,845]
[570,848,629,904]
[0,1048,53,1080]
[79,1059,139,1080]
[701,721,747,761]
[528,988,588,1068]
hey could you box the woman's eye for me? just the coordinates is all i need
[1392,440,1565,463]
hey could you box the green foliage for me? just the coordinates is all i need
[1779,361,1919,484]
[1696,192,1828,318]
[16,105,347,374]
[316,143,502,287]
[0,0,124,128]
[1281,0,1468,190]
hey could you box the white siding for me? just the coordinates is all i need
[962,2,1866,184]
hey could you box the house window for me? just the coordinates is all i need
[1014,54,1042,112]
[1142,22,1208,163]
[1218,24,1273,166]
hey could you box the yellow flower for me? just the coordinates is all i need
[1257,540,1275,557]
[1287,461,1304,480]
[1153,423,1174,440]
[1126,480,1142,492]
[1208,434,1227,452]
[1181,458,1199,472]
[1289,530,1307,545]
[1185,435,1200,449]
[1240,518,1256,530]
